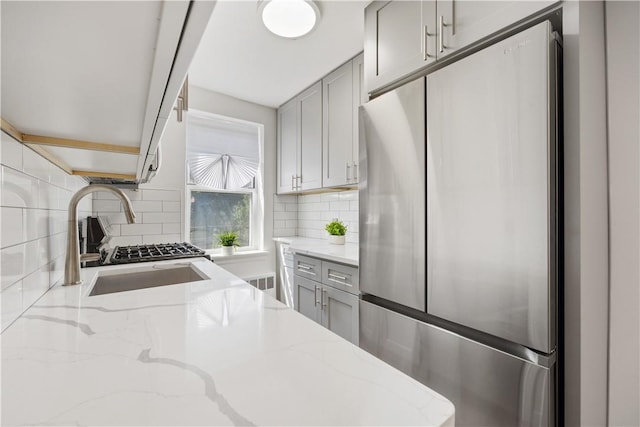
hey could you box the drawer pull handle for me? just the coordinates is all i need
[328,272,347,281]
[298,264,312,270]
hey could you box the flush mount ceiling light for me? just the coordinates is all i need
[259,0,320,39]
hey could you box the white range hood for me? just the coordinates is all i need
[1,0,215,184]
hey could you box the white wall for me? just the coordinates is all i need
[0,134,92,331]
[562,2,610,425]
[605,2,640,425]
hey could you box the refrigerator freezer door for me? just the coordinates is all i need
[359,77,426,311]
[360,300,555,426]
[426,21,556,353]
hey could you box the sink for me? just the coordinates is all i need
[89,264,208,296]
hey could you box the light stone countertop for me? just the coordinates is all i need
[274,237,359,266]
[1,258,454,426]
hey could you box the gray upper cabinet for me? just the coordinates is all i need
[322,61,354,187]
[364,0,558,94]
[276,98,299,194]
[352,53,367,178]
[277,53,364,193]
[322,53,366,188]
[437,1,558,60]
[276,82,323,194]
[365,1,436,94]
[298,82,323,191]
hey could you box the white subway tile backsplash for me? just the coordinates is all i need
[1,134,23,171]
[143,189,181,201]
[162,223,181,234]
[163,201,181,212]
[274,211,296,221]
[49,256,64,287]
[94,189,142,201]
[142,212,180,224]
[1,143,90,331]
[23,147,52,183]
[120,223,162,236]
[93,188,183,247]
[22,266,49,310]
[1,166,39,208]
[142,234,182,244]
[296,190,359,242]
[131,200,163,212]
[93,199,122,212]
[1,207,24,248]
[1,281,22,330]
[329,201,350,211]
[110,235,144,246]
[1,238,38,290]
[24,209,50,241]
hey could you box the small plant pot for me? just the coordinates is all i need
[328,235,345,245]
[221,246,235,256]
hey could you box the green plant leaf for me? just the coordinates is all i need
[325,220,347,236]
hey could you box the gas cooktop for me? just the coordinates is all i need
[101,242,210,265]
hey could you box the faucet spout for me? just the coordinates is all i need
[64,184,136,286]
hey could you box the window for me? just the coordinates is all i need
[186,111,264,252]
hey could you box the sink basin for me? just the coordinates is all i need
[89,264,208,296]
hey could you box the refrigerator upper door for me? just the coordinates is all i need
[426,21,556,353]
[359,77,426,311]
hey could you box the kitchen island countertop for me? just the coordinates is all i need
[1,258,453,426]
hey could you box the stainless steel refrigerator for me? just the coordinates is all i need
[359,21,559,426]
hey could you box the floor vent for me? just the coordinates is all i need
[245,273,275,295]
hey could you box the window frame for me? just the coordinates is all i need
[184,110,265,254]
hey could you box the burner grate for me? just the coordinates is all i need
[107,242,208,264]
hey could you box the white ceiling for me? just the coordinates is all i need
[188,0,367,108]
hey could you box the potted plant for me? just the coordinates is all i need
[325,219,347,245]
[218,231,239,256]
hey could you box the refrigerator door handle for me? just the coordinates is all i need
[438,16,445,53]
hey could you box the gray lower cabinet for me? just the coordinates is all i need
[319,285,359,346]
[293,255,359,345]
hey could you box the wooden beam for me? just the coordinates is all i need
[26,144,73,175]
[22,134,140,155]
[1,117,24,142]
[72,170,137,180]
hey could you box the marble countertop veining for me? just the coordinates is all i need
[274,237,359,266]
[1,258,453,426]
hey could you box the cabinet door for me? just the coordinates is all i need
[364,1,436,94]
[322,61,354,187]
[294,275,321,323]
[298,82,323,191]
[352,53,366,184]
[277,98,299,194]
[320,285,359,345]
[437,0,557,59]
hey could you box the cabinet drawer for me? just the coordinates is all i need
[293,254,322,279]
[322,261,359,294]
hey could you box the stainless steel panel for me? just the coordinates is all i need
[426,22,556,353]
[360,300,554,426]
[359,77,426,311]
